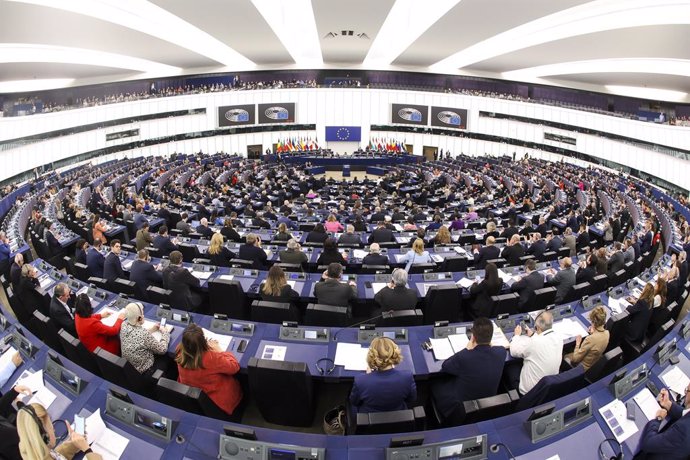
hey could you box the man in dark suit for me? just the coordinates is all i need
[634,386,690,459]
[545,230,563,252]
[314,263,357,309]
[239,233,268,269]
[640,222,653,254]
[546,257,576,304]
[535,216,548,238]
[431,318,507,424]
[162,250,202,311]
[607,242,626,276]
[279,239,309,265]
[362,243,389,266]
[195,218,214,238]
[501,234,525,267]
[338,225,362,246]
[576,253,598,284]
[631,234,642,260]
[129,249,163,300]
[368,222,395,244]
[374,268,417,311]
[526,233,547,260]
[511,259,545,312]
[369,207,386,223]
[86,238,106,278]
[49,282,76,336]
[252,212,271,230]
[576,224,590,250]
[153,226,178,258]
[473,236,500,270]
[176,212,193,235]
[44,220,64,258]
[500,219,518,241]
[157,202,172,227]
[103,239,125,282]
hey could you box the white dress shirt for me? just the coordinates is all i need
[510,329,563,395]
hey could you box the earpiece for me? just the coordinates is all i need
[20,404,49,445]
[316,358,335,375]
[598,438,623,460]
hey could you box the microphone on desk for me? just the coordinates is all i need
[332,310,394,341]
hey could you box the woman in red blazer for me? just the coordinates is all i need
[74,294,125,355]
[175,324,242,415]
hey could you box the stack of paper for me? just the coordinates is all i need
[607,297,630,315]
[261,344,287,362]
[190,270,213,280]
[38,276,53,290]
[456,278,474,289]
[334,343,369,371]
[353,249,368,259]
[429,334,470,361]
[453,247,467,255]
[661,366,690,395]
[599,399,639,442]
[146,322,172,342]
[0,346,17,370]
[394,254,406,263]
[552,318,589,340]
[217,274,234,281]
[202,327,233,351]
[86,409,130,460]
[122,259,134,270]
[633,388,661,421]
[431,254,444,263]
[371,283,388,295]
[491,322,510,348]
[498,270,514,283]
[99,308,123,327]
[17,370,57,409]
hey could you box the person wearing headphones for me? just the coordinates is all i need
[0,383,32,460]
[17,402,102,459]
[349,337,416,414]
[120,302,172,377]
[634,384,690,459]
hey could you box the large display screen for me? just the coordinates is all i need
[218,104,255,127]
[430,106,468,129]
[258,103,296,124]
[391,103,428,125]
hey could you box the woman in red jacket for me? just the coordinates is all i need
[175,324,242,416]
[74,294,126,355]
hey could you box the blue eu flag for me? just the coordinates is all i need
[325,126,362,141]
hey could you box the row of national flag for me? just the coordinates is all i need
[368,138,408,153]
[276,137,320,152]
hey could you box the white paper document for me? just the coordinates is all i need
[17,370,57,409]
[661,366,690,395]
[491,322,510,348]
[453,246,467,255]
[99,308,123,327]
[261,344,287,362]
[599,399,639,442]
[431,254,444,263]
[334,343,368,371]
[38,275,53,290]
[28,385,57,409]
[633,388,661,421]
[218,275,234,281]
[191,270,213,280]
[606,297,629,315]
[17,369,45,392]
[202,328,233,351]
[497,270,514,283]
[87,409,130,460]
[371,283,388,295]
[430,334,470,360]
[122,259,134,270]
[552,318,589,340]
[394,254,406,263]
[0,346,17,369]
[456,277,474,289]
[353,249,368,259]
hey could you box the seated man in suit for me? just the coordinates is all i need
[472,236,500,270]
[129,249,163,300]
[162,250,202,311]
[634,385,690,459]
[576,253,598,284]
[431,317,507,424]
[545,229,563,252]
[362,243,389,266]
[195,218,214,238]
[49,282,77,337]
[508,310,562,395]
[153,225,178,258]
[239,233,268,269]
[44,220,65,258]
[133,204,149,230]
[500,234,525,267]
[374,268,417,312]
[576,223,590,249]
[314,262,357,310]
[368,222,395,244]
[546,257,576,304]
[526,233,547,260]
[607,241,626,276]
[103,239,125,283]
[338,224,362,246]
[278,238,308,265]
[86,238,105,278]
[176,212,193,235]
[511,259,545,312]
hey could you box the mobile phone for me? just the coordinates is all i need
[626,401,636,420]
[74,415,85,436]
[160,317,167,328]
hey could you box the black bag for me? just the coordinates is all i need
[323,405,346,435]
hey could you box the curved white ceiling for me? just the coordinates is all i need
[1,0,689,102]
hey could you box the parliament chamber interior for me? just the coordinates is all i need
[2,2,690,459]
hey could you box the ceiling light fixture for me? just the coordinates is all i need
[502,58,690,80]
[431,0,690,71]
[364,0,462,67]
[7,0,255,68]
[251,0,323,66]
[0,43,181,74]
[0,78,76,93]
[604,85,688,102]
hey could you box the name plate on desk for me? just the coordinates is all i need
[44,353,86,395]
[229,268,259,277]
[67,277,81,291]
[495,314,532,333]
[279,324,329,342]
[219,436,325,460]
[386,434,487,460]
[433,324,467,339]
[211,315,254,337]
[582,294,604,310]
[550,305,573,321]
[287,272,308,281]
[528,398,592,443]
[423,272,453,281]
[358,327,407,343]
[156,305,191,325]
[653,338,678,366]
[609,363,648,399]
[105,393,174,441]
[374,274,392,283]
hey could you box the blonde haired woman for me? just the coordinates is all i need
[349,337,416,413]
[400,238,433,272]
[17,403,101,460]
[207,232,236,267]
[273,222,293,242]
[564,305,610,371]
[431,225,452,246]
